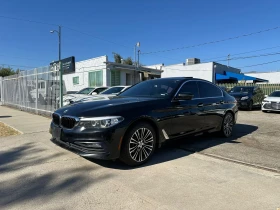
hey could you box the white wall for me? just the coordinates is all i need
[147,62,214,82]
[246,72,280,84]
[63,56,108,91]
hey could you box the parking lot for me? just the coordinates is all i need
[0,106,279,210]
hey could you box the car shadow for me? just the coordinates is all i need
[0,115,12,118]
[88,123,258,170]
[0,142,113,208]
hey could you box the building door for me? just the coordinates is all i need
[126,73,132,85]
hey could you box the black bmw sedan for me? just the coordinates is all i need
[50,77,238,166]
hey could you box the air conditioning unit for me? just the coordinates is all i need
[186,58,200,65]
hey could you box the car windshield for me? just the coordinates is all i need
[230,87,254,93]
[76,88,94,94]
[269,91,280,97]
[100,87,125,94]
[119,79,181,98]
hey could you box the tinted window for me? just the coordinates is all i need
[269,91,280,97]
[101,87,125,94]
[178,81,199,98]
[76,88,94,94]
[93,88,107,94]
[119,79,181,98]
[198,81,222,98]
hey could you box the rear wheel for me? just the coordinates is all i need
[120,123,156,166]
[219,112,234,137]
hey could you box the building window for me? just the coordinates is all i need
[111,70,120,86]
[73,76,79,85]
[88,70,103,87]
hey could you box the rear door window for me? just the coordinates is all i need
[198,81,223,98]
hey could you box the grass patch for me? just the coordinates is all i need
[0,122,21,137]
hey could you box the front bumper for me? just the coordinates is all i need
[236,99,250,108]
[262,102,280,112]
[50,122,124,160]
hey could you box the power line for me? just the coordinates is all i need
[142,26,280,55]
[0,15,59,26]
[63,26,131,49]
[214,51,280,63]
[237,59,280,68]
[202,45,280,61]
[1,64,37,69]
[0,15,130,49]
[141,52,182,63]
[0,54,50,62]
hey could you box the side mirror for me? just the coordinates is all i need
[91,92,97,95]
[264,95,268,98]
[175,92,194,100]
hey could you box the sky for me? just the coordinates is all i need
[1,0,280,72]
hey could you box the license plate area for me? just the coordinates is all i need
[52,126,61,139]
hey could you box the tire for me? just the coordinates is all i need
[120,123,156,166]
[247,100,253,111]
[219,112,234,138]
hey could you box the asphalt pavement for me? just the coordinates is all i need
[0,106,279,210]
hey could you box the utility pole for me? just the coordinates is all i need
[50,26,63,108]
[134,42,140,84]
[227,54,230,67]
[137,50,140,68]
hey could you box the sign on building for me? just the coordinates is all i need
[50,56,75,74]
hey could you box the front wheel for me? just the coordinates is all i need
[120,123,156,166]
[220,112,234,138]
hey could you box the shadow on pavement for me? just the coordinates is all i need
[0,142,113,208]
[89,123,258,170]
[0,115,12,118]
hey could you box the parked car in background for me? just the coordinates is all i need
[69,86,130,104]
[229,86,264,110]
[262,90,280,112]
[66,91,77,94]
[29,80,67,105]
[57,87,108,107]
[50,77,238,166]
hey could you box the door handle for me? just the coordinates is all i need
[197,103,204,107]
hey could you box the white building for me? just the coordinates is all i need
[147,58,267,83]
[245,71,280,83]
[63,55,162,91]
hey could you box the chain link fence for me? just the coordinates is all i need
[0,66,60,116]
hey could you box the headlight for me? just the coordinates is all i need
[78,116,124,128]
[241,96,249,100]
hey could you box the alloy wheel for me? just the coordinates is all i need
[223,114,234,137]
[129,128,154,162]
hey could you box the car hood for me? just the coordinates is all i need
[264,96,280,102]
[229,92,251,98]
[55,96,159,117]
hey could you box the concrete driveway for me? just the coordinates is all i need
[0,106,279,210]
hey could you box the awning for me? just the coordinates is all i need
[216,71,268,82]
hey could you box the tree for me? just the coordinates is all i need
[114,53,122,63]
[0,67,16,77]
[123,57,133,65]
